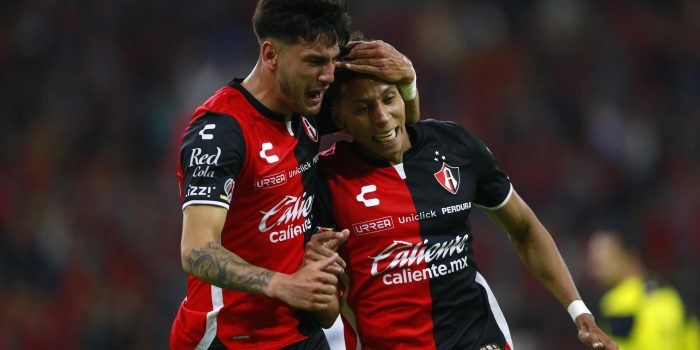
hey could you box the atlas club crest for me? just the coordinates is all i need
[301,117,318,142]
[434,162,460,194]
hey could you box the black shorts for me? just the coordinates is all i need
[208,328,330,350]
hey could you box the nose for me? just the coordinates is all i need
[370,104,391,126]
[318,62,335,85]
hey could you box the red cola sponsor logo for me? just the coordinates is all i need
[369,235,469,276]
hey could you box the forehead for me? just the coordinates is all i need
[286,37,340,57]
[340,78,394,101]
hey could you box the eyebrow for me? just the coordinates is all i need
[302,47,341,62]
[304,54,334,63]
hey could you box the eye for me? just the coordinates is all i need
[356,104,369,114]
[384,94,396,104]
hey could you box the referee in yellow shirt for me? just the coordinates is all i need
[587,229,699,350]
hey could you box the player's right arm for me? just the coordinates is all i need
[180,204,341,310]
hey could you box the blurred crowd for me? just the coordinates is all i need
[1,0,698,349]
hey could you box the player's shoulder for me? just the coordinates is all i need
[185,108,242,135]
[196,85,249,120]
[413,118,477,144]
[320,140,351,161]
[181,112,246,161]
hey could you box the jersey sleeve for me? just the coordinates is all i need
[463,129,513,210]
[180,112,246,210]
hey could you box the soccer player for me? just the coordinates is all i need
[170,1,420,349]
[308,69,618,349]
[587,229,700,350]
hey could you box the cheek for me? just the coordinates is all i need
[346,120,370,138]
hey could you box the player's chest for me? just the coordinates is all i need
[331,155,479,238]
[241,117,320,191]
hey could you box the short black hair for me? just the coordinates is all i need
[252,0,351,47]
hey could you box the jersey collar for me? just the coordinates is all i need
[228,78,288,122]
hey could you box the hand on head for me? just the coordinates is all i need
[338,40,415,85]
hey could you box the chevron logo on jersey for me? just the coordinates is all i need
[434,163,460,194]
[301,117,318,142]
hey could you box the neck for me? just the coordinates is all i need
[387,131,413,165]
[242,62,293,118]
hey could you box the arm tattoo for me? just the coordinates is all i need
[186,241,274,294]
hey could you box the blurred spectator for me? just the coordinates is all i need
[587,229,700,350]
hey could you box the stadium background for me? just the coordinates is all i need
[1,0,698,349]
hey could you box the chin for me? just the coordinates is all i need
[300,105,321,116]
[377,147,402,161]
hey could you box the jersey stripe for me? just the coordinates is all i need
[475,272,514,349]
[474,183,514,210]
[182,199,230,210]
[195,286,224,350]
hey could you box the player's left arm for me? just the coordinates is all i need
[484,191,618,350]
[339,40,420,124]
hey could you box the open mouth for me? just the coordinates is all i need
[306,90,323,104]
[372,126,400,145]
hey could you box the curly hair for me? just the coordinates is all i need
[252,0,351,47]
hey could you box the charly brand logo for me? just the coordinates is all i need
[356,185,379,207]
[301,117,318,142]
[189,147,221,178]
[199,123,216,140]
[259,142,279,164]
[255,171,287,189]
[352,216,394,235]
[259,192,314,243]
[369,235,469,276]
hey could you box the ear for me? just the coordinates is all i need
[331,106,346,130]
[260,40,278,71]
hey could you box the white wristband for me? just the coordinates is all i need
[567,300,592,322]
[397,73,417,101]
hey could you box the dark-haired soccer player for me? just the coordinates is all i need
[170,1,420,349]
[308,69,617,349]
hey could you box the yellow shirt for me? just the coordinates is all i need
[599,275,698,350]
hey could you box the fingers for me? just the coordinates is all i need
[338,62,380,76]
[578,330,613,349]
[341,58,389,68]
[313,252,342,271]
[346,47,383,60]
[346,41,362,49]
[313,230,342,242]
[345,40,397,60]
[326,229,350,251]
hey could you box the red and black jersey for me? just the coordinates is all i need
[171,79,325,350]
[316,120,515,350]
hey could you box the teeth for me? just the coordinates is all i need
[374,129,396,143]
